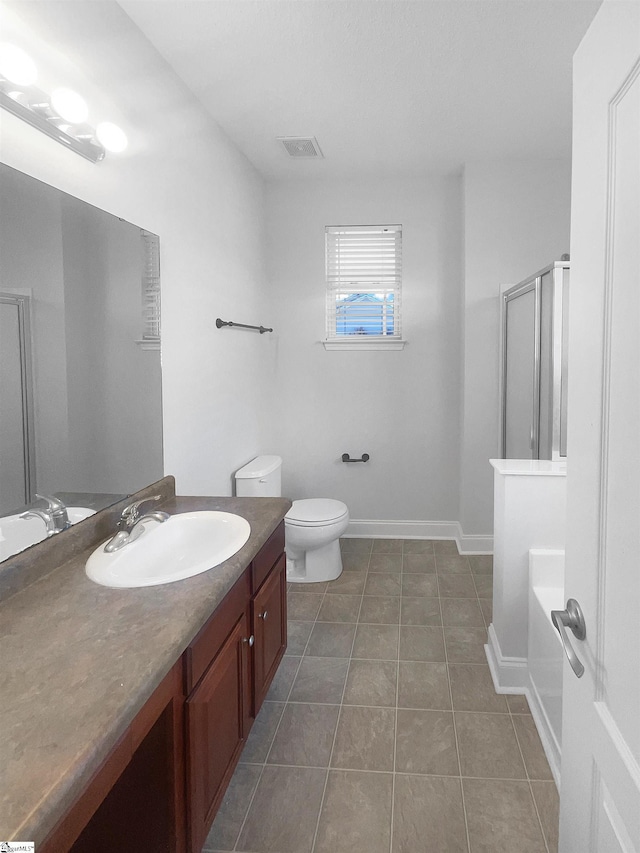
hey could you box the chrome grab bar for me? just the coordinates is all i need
[551,598,586,678]
[216,318,273,334]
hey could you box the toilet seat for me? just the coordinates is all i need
[285,498,348,527]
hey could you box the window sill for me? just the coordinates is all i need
[322,338,406,351]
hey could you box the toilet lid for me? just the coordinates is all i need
[285,498,348,526]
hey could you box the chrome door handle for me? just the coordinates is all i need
[551,598,586,678]
[243,635,255,647]
[258,610,268,620]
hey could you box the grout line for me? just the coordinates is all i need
[309,539,372,853]
[441,566,472,853]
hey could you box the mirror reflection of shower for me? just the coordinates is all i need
[0,164,163,526]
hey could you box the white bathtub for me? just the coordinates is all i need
[527,548,565,785]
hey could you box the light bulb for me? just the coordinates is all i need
[51,88,88,124]
[0,44,37,86]
[96,121,128,153]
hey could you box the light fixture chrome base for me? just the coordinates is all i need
[0,84,105,163]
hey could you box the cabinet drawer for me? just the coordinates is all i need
[185,570,250,694]
[251,520,285,592]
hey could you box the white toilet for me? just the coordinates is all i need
[234,455,349,583]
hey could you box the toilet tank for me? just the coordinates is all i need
[235,455,282,497]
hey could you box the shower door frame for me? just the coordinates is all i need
[0,292,36,509]
[499,261,570,461]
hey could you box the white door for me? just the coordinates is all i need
[559,2,640,851]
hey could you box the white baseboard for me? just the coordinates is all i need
[527,676,562,787]
[485,623,528,691]
[344,519,493,555]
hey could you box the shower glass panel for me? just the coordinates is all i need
[504,284,538,458]
[0,294,35,513]
[539,271,554,459]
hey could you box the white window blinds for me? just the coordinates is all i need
[325,225,402,343]
[141,230,160,347]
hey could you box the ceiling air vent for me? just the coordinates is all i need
[278,136,323,158]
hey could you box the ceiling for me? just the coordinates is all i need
[120,1,599,180]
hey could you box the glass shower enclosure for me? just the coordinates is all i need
[500,260,570,460]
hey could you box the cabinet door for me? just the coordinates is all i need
[252,553,287,713]
[186,611,251,853]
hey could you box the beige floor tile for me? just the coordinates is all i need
[449,664,508,712]
[341,551,370,572]
[365,572,402,596]
[372,538,403,554]
[343,659,398,707]
[392,774,468,853]
[369,554,403,573]
[305,622,356,658]
[402,539,435,554]
[436,555,472,573]
[286,621,314,656]
[399,626,446,662]
[359,595,401,624]
[506,694,532,714]
[331,706,396,771]
[288,593,323,621]
[401,573,439,597]
[204,763,262,851]
[266,657,301,702]
[395,709,459,775]
[472,574,493,598]
[443,627,488,664]
[463,778,547,853]
[267,703,339,767]
[317,594,361,623]
[479,598,492,625]
[438,573,477,598]
[441,598,485,628]
[289,657,349,704]
[314,770,393,853]
[455,712,527,779]
[236,765,327,853]
[352,624,399,660]
[400,596,442,626]
[512,715,553,780]
[468,555,493,574]
[325,573,367,595]
[289,581,328,594]
[433,540,460,555]
[341,538,373,553]
[402,553,437,573]
[397,661,451,710]
[531,780,560,853]
[241,701,285,763]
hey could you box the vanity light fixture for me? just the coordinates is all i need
[0,43,127,163]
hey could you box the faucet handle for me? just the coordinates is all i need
[36,494,67,513]
[120,495,162,526]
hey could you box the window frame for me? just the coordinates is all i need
[323,224,405,351]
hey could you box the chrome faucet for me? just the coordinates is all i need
[104,495,170,553]
[20,494,70,537]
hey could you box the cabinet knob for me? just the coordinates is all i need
[258,610,268,620]
[243,635,255,647]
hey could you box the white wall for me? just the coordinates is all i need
[460,160,572,536]
[265,176,463,525]
[0,1,273,497]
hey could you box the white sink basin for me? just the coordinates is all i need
[0,507,96,561]
[85,511,251,588]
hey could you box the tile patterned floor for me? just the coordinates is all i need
[204,538,559,853]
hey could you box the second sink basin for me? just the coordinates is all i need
[85,511,251,588]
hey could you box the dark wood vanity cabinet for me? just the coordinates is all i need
[42,521,287,853]
[185,520,286,852]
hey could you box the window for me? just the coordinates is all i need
[136,230,161,349]
[324,225,404,350]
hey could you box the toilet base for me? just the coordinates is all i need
[286,539,343,583]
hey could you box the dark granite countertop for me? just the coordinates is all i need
[0,492,291,844]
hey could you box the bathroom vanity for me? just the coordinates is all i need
[0,478,290,852]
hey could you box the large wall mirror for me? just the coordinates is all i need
[0,163,163,560]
